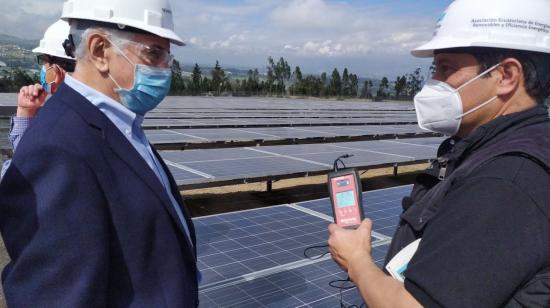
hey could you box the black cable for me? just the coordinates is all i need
[303,245,366,307]
[328,276,366,308]
[303,244,330,260]
[333,154,354,172]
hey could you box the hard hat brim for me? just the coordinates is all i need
[411,37,471,58]
[62,16,185,46]
[412,38,550,58]
[32,47,75,60]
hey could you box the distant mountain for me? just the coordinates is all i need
[0,34,38,51]
[0,34,39,69]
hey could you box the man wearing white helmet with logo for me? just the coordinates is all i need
[328,0,550,307]
[0,0,199,306]
[1,20,75,179]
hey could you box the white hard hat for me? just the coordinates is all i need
[32,20,74,60]
[60,0,185,46]
[412,0,550,58]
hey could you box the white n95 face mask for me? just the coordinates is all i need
[414,63,501,136]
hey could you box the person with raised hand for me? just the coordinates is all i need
[1,20,75,179]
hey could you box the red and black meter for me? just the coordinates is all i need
[328,155,364,229]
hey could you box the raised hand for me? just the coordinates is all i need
[17,84,47,117]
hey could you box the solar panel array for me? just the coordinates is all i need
[142,117,418,129]
[145,111,417,119]
[147,125,437,149]
[194,185,411,307]
[160,137,442,187]
[155,96,416,111]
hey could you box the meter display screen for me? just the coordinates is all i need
[336,190,355,208]
[336,179,350,187]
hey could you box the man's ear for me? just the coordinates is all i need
[495,58,522,98]
[53,65,66,85]
[87,33,112,74]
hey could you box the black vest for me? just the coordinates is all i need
[385,105,550,306]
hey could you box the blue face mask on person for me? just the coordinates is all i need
[40,66,54,94]
[108,42,172,115]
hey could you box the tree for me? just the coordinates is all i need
[406,68,424,99]
[190,63,202,95]
[360,80,373,99]
[291,66,307,96]
[202,76,210,94]
[320,72,328,97]
[329,68,342,97]
[211,60,225,96]
[267,56,291,95]
[293,66,303,82]
[393,75,407,100]
[244,69,260,96]
[349,73,359,98]
[0,68,39,93]
[169,60,185,95]
[376,77,390,100]
[342,68,350,97]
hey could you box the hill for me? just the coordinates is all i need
[0,34,39,69]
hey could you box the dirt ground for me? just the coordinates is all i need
[0,163,427,306]
[182,164,426,216]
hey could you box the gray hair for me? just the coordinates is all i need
[70,20,134,60]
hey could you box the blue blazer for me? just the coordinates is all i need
[0,83,198,307]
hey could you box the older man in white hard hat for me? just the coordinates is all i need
[0,0,199,306]
[1,20,75,179]
[328,0,550,307]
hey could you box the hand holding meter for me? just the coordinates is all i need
[328,155,364,229]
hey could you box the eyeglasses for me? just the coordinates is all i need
[115,38,174,67]
[37,55,76,72]
[37,55,52,66]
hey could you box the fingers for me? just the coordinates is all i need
[29,84,44,97]
[36,90,48,106]
[19,84,44,100]
[19,85,30,98]
[328,223,340,235]
[358,219,373,234]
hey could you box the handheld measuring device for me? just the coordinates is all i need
[328,155,364,229]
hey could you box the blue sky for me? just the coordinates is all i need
[1,0,453,78]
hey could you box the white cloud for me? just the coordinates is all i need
[168,0,437,60]
[0,0,450,76]
[268,0,343,30]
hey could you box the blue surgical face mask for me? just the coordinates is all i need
[108,42,172,115]
[40,65,54,94]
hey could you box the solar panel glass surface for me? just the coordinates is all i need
[195,185,413,307]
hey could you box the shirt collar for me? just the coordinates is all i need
[64,75,139,136]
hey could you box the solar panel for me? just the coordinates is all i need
[160,138,442,187]
[145,112,418,120]
[142,117,418,129]
[155,96,415,112]
[194,185,413,307]
[146,125,433,148]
